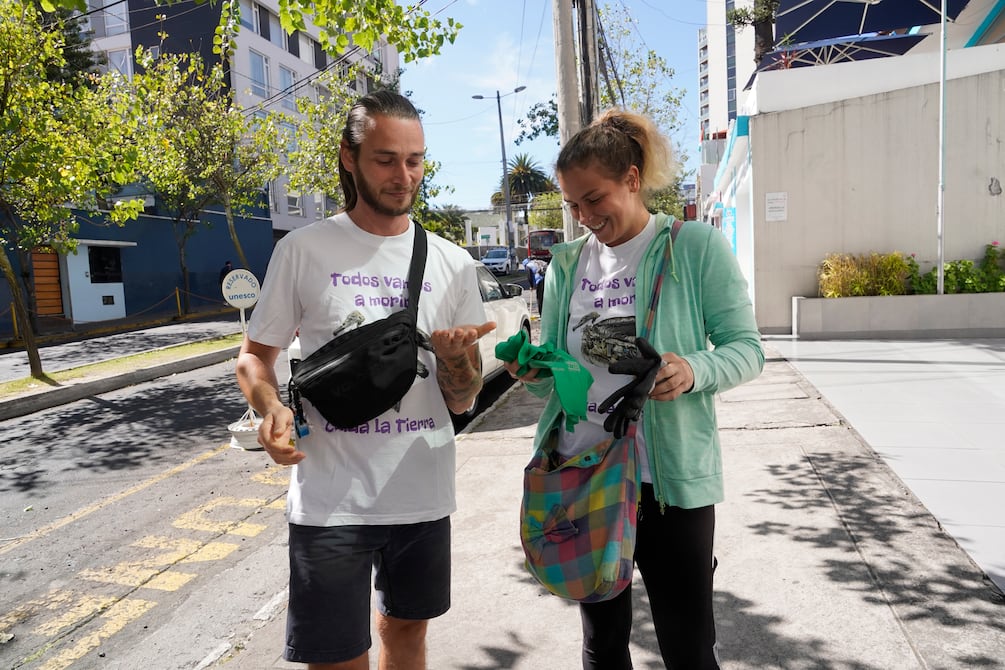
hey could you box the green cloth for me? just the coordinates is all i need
[495,330,594,431]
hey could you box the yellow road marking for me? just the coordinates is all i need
[0,445,230,556]
[36,597,155,670]
[34,594,116,637]
[251,467,291,487]
[77,536,238,591]
[172,496,269,537]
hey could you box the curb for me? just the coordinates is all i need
[0,346,241,421]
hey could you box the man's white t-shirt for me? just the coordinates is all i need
[248,213,487,526]
[558,215,656,482]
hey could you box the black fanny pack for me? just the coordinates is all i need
[289,224,427,429]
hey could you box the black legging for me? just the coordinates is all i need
[580,486,720,669]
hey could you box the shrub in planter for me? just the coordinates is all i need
[907,242,1005,294]
[818,252,912,297]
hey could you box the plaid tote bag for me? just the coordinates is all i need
[519,430,640,602]
[518,219,681,602]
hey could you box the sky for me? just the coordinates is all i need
[399,0,709,212]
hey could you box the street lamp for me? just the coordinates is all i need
[473,86,526,255]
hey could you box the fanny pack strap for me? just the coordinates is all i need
[289,223,427,429]
[405,223,428,317]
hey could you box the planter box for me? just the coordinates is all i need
[792,293,1005,339]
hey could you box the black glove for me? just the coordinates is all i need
[597,337,663,439]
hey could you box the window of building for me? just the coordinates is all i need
[287,29,301,57]
[88,246,122,283]
[267,180,279,212]
[269,11,284,48]
[239,0,254,29]
[103,0,128,36]
[255,3,270,40]
[287,188,304,217]
[281,121,298,154]
[279,66,297,110]
[249,50,269,98]
[313,39,327,70]
[105,49,132,78]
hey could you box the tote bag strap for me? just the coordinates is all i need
[640,218,682,339]
[627,218,683,441]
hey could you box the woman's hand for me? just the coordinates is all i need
[505,360,541,382]
[649,352,694,401]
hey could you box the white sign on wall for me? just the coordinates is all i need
[765,192,788,222]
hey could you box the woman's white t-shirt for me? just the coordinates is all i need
[558,215,656,482]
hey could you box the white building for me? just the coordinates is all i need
[701,0,1005,334]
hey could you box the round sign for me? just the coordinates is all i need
[222,269,260,309]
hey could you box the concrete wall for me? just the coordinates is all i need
[793,293,1005,339]
[748,54,1005,334]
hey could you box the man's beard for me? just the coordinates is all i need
[355,171,418,217]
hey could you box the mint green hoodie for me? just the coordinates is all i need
[525,215,764,509]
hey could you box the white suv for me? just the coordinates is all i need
[481,248,513,275]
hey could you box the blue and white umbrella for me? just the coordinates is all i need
[775,0,971,45]
[758,32,928,70]
[744,32,928,89]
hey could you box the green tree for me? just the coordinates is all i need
[515,97,559,146]
[527,192,565,231]
[1,0,142,377]
[37,4,105,87]
[131,48,234,314]
[492,153,556,232]
[424,205,468,245]
[514,3,689,218]
[44,0,462,63]
[727,0,779,63]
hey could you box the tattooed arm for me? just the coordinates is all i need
[431,322,496,414]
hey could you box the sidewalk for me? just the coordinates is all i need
[0,312,243,421]
[216,342,1005,669]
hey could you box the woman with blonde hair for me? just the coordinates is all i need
[504,108,764,668]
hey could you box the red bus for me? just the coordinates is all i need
[527,228,564,261]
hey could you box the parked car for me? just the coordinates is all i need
[481,247,515,275]
[472,262,531,383]
[285,262,531,401]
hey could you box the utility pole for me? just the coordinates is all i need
[577,0,600,126]
[473,87,526,255]
[553,0,581,242]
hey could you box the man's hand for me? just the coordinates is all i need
[258,405,305,465]
[430,321,496,358]
[431,321,496,414]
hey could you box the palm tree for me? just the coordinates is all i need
[492,153,557,242]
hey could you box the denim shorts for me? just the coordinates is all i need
[284,517,451,664]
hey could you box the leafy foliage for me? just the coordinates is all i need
[423,205,468,245]
[130,47,280,312]
[513,3,689,217]
[819,244,1005,297]
[527,192,565,231]
[0,0,142,375]
[726,0,780,63]
[515,97,560,146]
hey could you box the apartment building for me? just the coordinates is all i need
[86,0,400,235]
